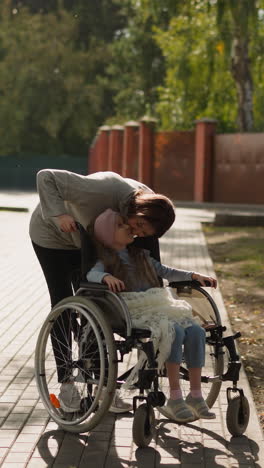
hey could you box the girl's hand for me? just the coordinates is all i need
[192,272,217,289]
[56,214,77,232]
[103,275,125,293]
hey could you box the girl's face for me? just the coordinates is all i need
[127,215,155,237]
[114,215,134,248]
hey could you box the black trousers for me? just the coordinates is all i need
[32,237,160,382]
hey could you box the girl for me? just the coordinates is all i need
[87,208,217,422]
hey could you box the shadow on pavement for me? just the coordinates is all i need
[155,419,261,467]
[37,428,133,468]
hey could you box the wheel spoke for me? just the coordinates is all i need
[35,297,117,432]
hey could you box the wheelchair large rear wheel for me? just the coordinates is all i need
[35,296,117,433]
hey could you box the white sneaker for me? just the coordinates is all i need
[58,382,81,412]
[96,387,132,414]
[110,390,133,414]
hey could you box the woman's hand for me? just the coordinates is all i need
[191,272,217,288]
[103,275,125,293]
[56,214,77,232]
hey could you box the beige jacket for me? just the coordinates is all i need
[29,170,152,249]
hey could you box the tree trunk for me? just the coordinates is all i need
[231,34,254,131]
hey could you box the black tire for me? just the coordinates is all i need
[226,395,250,436]
[132,404,155,448]
[35,296,117,433]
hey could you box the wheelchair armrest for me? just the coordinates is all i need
[79,281,109,291]
[169,280,212,288]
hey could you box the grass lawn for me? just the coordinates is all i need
[203,225,264,431]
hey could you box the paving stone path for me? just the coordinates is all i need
[0,192,263,467]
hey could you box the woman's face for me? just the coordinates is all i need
[127,215,155,237]
[114,215,134,247]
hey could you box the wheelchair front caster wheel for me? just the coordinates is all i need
[226,395,250,436]
[132,403,155,448]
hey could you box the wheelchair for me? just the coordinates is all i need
[34,226,250,448]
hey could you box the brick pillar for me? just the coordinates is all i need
[138,118,156,187]
[97,125,110,172]
[194,118,217,202]
[108,125,124,174]
[122,121,139,179]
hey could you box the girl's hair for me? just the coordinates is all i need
[127,190,175,237]
[95,243,160,292]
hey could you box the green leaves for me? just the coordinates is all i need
[0,1,122,156]
[0,0,263,156]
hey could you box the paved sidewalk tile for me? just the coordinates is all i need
[0,193,263,467]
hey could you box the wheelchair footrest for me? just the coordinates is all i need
[222,361,241,383]
[147,391,166,407]
[132,391,166,412]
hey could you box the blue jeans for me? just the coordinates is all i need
[167,323,206,368]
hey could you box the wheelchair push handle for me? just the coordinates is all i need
[75,221,86,235]
[204,279,213,287]
[191,279,214,288]
[75,222,97,279]
[169,279,213,289]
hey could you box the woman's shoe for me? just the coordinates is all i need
[95,386,132,414]
[185,393,216,419]
[163,398,194,423]
[109,390,133,413]
[58,382,81,412]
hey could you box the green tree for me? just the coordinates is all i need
[106,0,166,123]
[0,7,102,155]
[153,3,237,131]
[214,0,258,131]
[252,3,264,131]
[132,0,263,132]
[0,0,125,156]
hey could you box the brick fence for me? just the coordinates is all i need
[88,119,264,205]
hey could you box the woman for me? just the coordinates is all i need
[30,169,175,412]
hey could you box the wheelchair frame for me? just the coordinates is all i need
[35,280,250,447]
